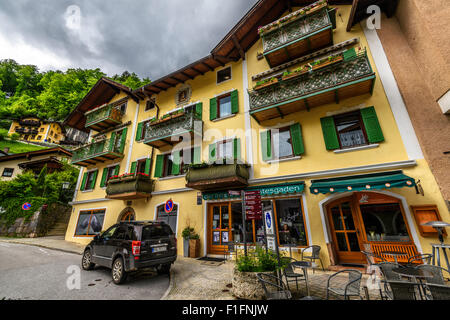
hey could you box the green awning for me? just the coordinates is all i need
[202,181,305,200]
[310,171,416,195]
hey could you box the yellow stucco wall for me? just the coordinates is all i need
[65,4,449,268]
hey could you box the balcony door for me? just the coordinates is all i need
[208,203,232,255]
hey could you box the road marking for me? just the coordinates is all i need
[38,248,51,255]
[0,243,11,247]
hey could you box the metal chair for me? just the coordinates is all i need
[301,245,324,273]
[407,253,433,265]
[416,264,448,285]
[282,257,308,293]
[224,241,237,261]
[426,283,450,300]
[385,280,421,300]
[326,269,363,300]
[361,250,388,265]
[257,273,292,300]
[376,262,405,300]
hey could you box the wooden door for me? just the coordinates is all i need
[327,197,365,264]
[208,203,232,254]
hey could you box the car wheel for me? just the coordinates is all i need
[156,263,171,275]
[81,249,95,270]
[112,257,127,285]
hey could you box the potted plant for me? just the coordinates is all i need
[189,233,200,258]
[253,77,278,91]
[231,246,290,300]
[181,226,194,257]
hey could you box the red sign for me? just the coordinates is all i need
[164,199,174,213]
[244,190,262,220]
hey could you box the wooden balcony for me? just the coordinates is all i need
[106,173,154,200]
[71,138,124,167]
[85,103,123,131]
[260,2,336,67]
[185,163,250,191]
[142,106,203,149]
[248,50,376,123]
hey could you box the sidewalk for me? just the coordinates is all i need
[0,236,85,255]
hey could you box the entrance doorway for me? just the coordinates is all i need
[327,197,365,264]
[208,203,232,255]
[326,192,418,265]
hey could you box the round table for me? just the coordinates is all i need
[392,267,434,300]
[292,261,322,300]
[381,251,405,264]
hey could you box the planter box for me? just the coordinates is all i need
[106,175,154,200]
[189,239,200,258]
[311,56,343,71]
[186,163,250,191]
[231,267,276,300]
[150,112,185,126]
[254,79,278,91]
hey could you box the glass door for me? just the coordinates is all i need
[327,197,365,264]
[209,203,231,254]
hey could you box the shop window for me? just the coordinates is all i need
[74,209,105,236]
[360,203,411,242]
[156,203,178,234]
[2,168,14,177]
[217,67,231,84]
[275,198,308,246]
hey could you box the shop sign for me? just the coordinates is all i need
[245,190,262,220]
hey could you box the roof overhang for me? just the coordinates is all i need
[63,77,139,132]
[0,147,72,163]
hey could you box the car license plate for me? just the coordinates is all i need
[152,246,167,253]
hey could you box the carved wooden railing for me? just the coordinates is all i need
[85,103,123,129]
[368,242,420,264]
[71,138,123,164]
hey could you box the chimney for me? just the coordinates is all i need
[3,147,9,154]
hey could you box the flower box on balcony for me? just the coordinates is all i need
[253,77,278,91]
[311,55,343,71]
[150,111,185,126]
[185,162,250,191]
[106,173,154,200]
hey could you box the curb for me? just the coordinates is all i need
[160,268,176,300]
[0,239,83,256]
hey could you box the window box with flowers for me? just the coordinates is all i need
[105,172,154,200]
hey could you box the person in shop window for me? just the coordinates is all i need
[280,223,297,245]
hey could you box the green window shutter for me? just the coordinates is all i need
[154,154,164,178]
[136,122,143,141]
[231,90,239,114]
[290,123,305,156]
[209,97,217,121]
[193,146,201,165]
[320,117,340,150]
[171,150,181,175]
[130,161,137,174]
[80,172,88,191]
[260,130,272,161]
[100,168,108,188]
[144,158,151,175]
[360,106,384,143]
[209,143,217,163]
[108,131,116,151]
[233,138,241,160]
[195,102,203,119]
[114,165,120,175]
[119,128,128,153]
[90,170,98,190]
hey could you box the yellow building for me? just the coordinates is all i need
[8,117,66,145]
[64,0,449,269]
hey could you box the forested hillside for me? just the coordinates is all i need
[0,59,151,122]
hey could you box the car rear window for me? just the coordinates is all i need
[141,224,173,240]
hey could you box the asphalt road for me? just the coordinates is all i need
[0,242,169,300]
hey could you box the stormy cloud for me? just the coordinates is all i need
[0,0,257,79]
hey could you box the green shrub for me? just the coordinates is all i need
[236,246,289,272]
[9,133,20,141]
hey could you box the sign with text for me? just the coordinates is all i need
[244,190,262,220]
[264,209,276,251]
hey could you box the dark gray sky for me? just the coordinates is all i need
[0,0,257,79]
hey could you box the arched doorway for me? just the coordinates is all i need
[326,192,418,265]
[118,207,136,222]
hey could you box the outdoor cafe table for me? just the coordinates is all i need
[392,267,434,300]
[381,251,406,264]
[292,261,322,300]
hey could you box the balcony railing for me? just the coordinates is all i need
[260,2,335,67]
[19,119,41,127]
[106,173,154,200]
[15,127,38,135]
[185,163,250,191]
[85,103,123,131]
[248,50,376,122]
[143,105,203,149]
[71,138,124,167]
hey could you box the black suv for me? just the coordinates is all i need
[81,221,177,284]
